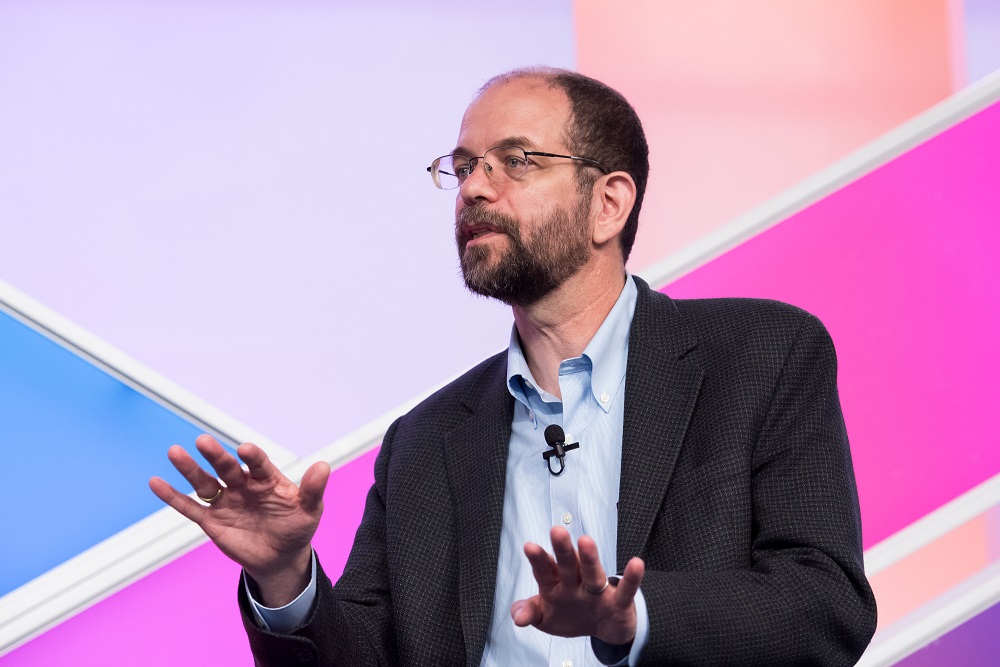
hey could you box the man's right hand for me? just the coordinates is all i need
[149,434,330,607]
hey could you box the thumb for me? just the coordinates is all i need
[299,461,331,513]
[511,598,542,627]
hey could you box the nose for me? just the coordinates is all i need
[458,157,499,205]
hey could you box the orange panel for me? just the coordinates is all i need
[574,0,956,270]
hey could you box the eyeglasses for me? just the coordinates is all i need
[427,146,609,190]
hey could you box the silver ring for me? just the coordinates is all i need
[198,488,223,504]
[583,578,609,595]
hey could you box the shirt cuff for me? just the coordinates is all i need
[590,586,648,666]
[245,551,318,633]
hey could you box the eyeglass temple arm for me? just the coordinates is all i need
[523,151,609,173]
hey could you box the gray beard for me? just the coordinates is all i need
[456,204,590,307]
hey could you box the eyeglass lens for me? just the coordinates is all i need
[431,147,529,190]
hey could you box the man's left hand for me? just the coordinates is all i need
[511,526,645,645]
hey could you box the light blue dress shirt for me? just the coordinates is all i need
[251,276,648,666]
[479,275,647,667]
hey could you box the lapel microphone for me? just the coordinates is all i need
[542,424,580,476]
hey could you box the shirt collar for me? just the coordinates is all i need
[506,275,638,413]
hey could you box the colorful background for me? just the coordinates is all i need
[1,1,998,664]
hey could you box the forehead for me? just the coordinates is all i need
[455,78,571,154]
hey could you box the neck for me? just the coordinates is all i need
[512,262,627,398]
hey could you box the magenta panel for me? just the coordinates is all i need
[1,449,378,666]
[665,101,1000,546]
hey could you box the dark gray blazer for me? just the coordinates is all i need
[240,277,876,666]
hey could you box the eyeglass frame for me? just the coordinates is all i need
[426,146,610,190]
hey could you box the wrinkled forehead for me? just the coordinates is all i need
[454,77,572,155]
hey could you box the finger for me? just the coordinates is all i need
[196,434,248,489]
[548,526,581,586]
[613,556,645,607]
[236,441,282,482]
[299,461,331,513]
[510,598,543,628]
[577,535,608,592]
[167,444,225,498]
[148,476,207,525]
[524,542,560,590]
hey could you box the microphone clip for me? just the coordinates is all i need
[542,424,580,476]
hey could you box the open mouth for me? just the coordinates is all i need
[462,224,500,242]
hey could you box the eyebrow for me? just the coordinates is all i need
[452,135,537,156]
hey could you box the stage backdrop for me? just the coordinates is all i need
[2,1,998,664]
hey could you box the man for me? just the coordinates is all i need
[151,67,876,665]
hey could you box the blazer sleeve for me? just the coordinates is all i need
[638,313,876,666]
[238,419,403,667]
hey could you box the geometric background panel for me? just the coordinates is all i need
[897,600,1000,665]
[576,0,958,273]
[967,0,1000,82]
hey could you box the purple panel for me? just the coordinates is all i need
[0,0,574,458]
[896,600,1000,666]
[966,0,1000,82]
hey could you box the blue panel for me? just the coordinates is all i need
[0,310,235,596]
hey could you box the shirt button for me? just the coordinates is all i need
[562,512,573,525]
[563,661,573,667]
[600,392,610,404]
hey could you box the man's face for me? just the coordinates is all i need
[452,78,594,306]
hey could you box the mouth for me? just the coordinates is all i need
[456,206,517,249]
[461,224,502,243]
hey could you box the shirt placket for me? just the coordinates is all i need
[548,358,593,667]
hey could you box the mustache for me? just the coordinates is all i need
[456,206,519,236]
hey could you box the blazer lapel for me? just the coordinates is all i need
[442,354,513,667]
[617,279,703,570]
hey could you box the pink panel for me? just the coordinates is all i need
[575,0,956,273]
[665,101,1000,546]
[869,517,990,628]
[1,449,377,666]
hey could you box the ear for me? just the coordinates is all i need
[590,171,636,247]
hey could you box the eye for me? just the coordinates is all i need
[484,147,528,178]
[503,154,526,170]
[451,157,473,180]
